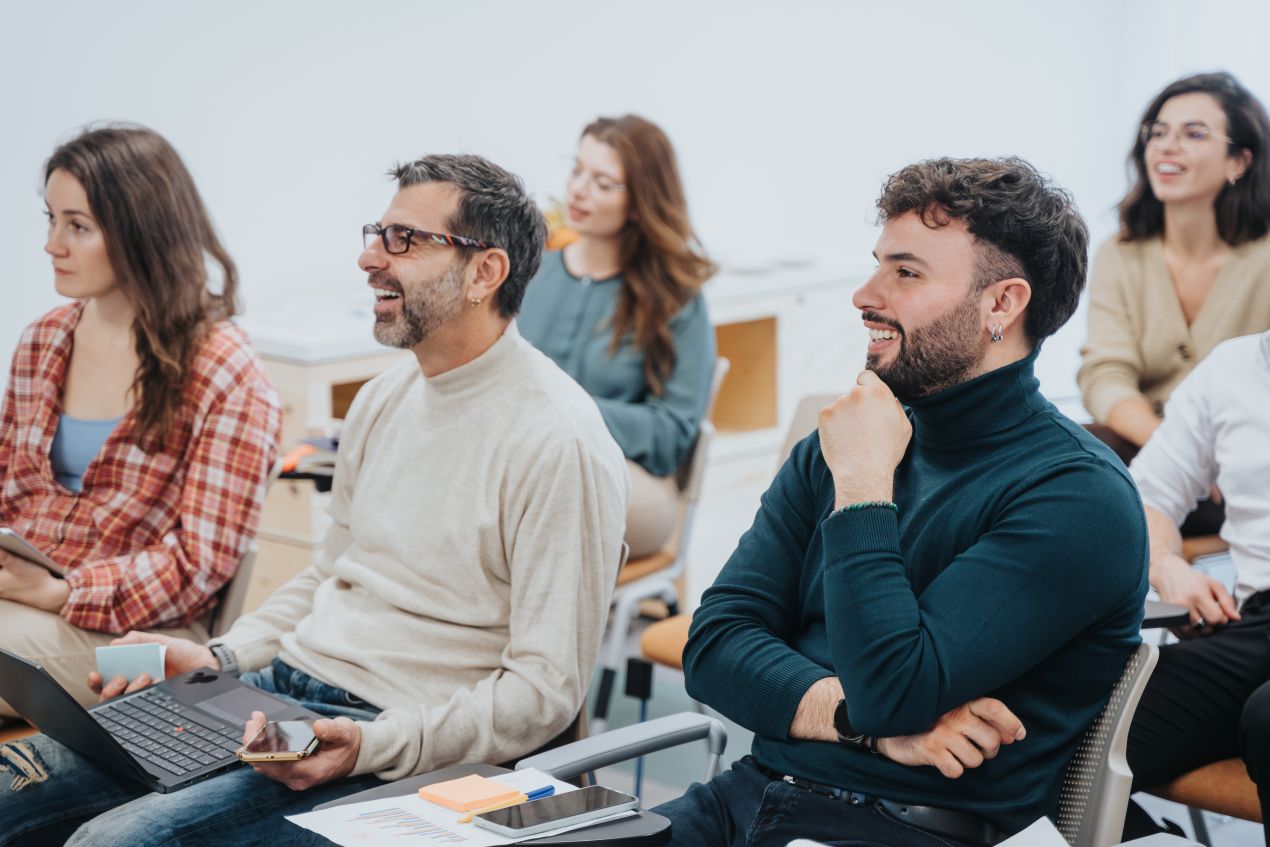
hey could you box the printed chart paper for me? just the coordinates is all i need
[286,768,635,846]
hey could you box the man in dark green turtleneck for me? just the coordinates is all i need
[655,158,1148,846]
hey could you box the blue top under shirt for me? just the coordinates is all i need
[51,414,122,492]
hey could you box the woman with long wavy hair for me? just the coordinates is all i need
[1078,71,1270,536]
[0,125,280,712]
[519,115,717,558]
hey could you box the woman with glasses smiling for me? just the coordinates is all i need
[0,125,280,713]
[1078,71,1270,535]
[518,115,716,559]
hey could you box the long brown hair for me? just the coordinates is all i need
[582,116,715,395]
[1119,71,1270,245]
[45,125,238,450]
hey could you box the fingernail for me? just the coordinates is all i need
[1015,728,1027,740]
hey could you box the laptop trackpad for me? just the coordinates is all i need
[197,689,293,725]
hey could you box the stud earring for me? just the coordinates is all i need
[469,297,483,306]
[1229,175,1239,186]
[990,323,1004,343]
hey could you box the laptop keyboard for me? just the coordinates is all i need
[92,688,246,777]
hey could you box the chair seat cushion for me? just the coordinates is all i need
[1149,758,1262,822]
[640,614,693,670]
[616,551,675,586]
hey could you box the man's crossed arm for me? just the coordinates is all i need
[790,676,1026,779]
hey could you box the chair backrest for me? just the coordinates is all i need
[661,358,729,562]
[1056,641,1159,847]
[674,358,731,498]
[208,542,258,638]
[207,460,283,638]
[777,393,838,470]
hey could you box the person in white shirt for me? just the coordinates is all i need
[1124,329,1270,841]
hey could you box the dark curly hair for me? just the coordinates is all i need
[876,157,1089,343]
[1119,71,1270,245]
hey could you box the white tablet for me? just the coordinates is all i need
[0,528,64,576]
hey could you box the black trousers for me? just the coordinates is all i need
[1126,592,1270,844]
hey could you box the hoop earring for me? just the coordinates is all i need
[990,323,1004,343]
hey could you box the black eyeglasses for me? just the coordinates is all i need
[363,223,496,255]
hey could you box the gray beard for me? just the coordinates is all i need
[372,262,466,349]
[867,294,985,403]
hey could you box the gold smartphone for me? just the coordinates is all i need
[237,720,319,762]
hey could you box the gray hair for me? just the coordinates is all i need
[391,154,546,318]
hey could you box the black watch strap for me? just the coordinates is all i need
[833,698,868,748]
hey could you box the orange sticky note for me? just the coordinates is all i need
[417,774,521,812]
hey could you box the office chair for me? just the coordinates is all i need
[592,359,730,731]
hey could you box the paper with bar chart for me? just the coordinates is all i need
[286,767,634,846]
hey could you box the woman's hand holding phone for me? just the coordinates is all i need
[240,710,363,791]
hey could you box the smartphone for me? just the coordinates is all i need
[473,785,638,838]
[0,528,64,576]
[237,720,319,762]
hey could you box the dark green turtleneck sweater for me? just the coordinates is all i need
[683,350,1148,832]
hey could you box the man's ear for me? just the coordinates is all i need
[467,249,511,304]
[985,277,1032,336]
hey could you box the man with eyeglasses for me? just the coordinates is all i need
[0,154,628,844]
[656,158,1148,846]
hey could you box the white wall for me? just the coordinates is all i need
[3,0,1268,405]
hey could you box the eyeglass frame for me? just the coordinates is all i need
[362,223,497,255]
[567,164,626,195]
[1139,120,1236,150]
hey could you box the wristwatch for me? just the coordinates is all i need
[833,698,868,749]
[207,642,240,678]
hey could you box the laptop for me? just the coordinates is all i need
[0,648,319,793]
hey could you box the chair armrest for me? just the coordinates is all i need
[516,712,727,781]
[1119,834,1206,847]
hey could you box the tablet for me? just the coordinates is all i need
[0,528,64,576]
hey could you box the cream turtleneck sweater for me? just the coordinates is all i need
[214,322,628,779]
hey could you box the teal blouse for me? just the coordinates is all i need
[518,251,716,477]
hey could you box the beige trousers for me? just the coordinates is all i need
[624,460,681,559]
[0,599,208,718]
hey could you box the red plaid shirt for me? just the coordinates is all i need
[0,303,281,634]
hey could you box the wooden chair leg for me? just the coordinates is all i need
[0,722,36,744]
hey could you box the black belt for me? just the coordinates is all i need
[755,763,1005,846]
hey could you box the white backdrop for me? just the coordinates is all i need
[3,0,1269,404]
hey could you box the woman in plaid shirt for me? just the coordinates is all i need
[0,125,281,714]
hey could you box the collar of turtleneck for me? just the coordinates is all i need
[419,320,524,410]
[904,346,1048,448]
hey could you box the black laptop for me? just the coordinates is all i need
[0,648,319,793]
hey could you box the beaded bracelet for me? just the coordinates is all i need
[834,500,898,515]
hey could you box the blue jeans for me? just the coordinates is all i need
[653,756,977,847]
[0,659,386,846]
